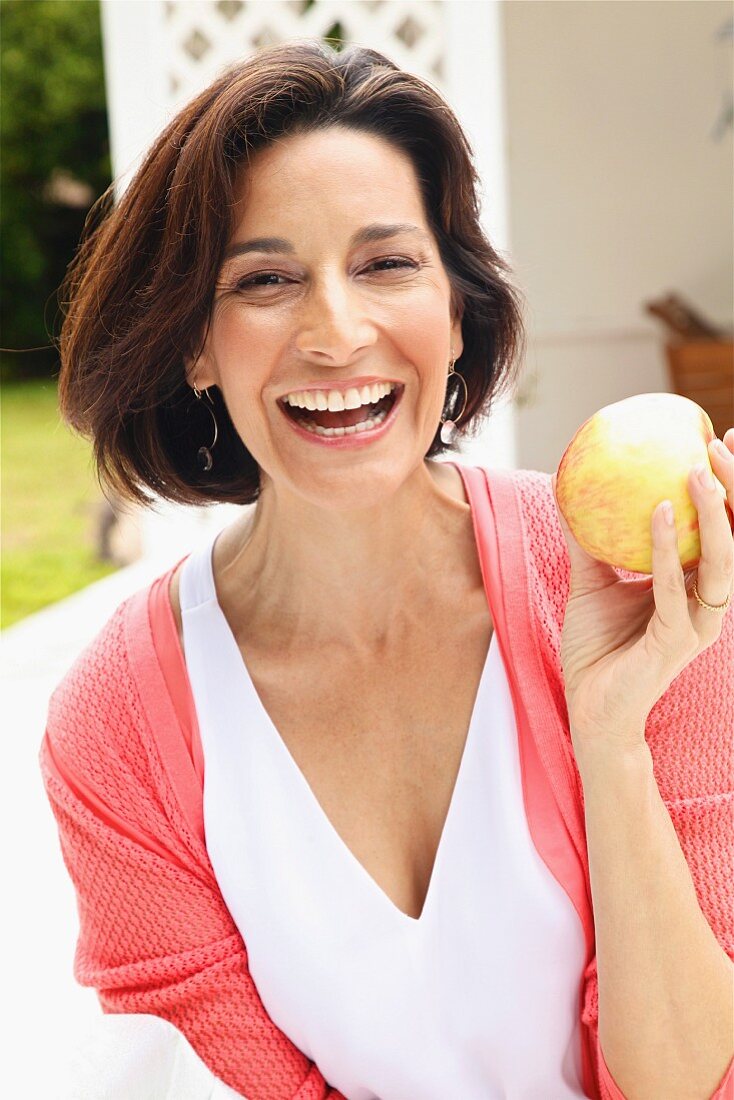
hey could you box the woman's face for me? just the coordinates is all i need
[190,125,464,509]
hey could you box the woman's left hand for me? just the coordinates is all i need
[551,429,734,756]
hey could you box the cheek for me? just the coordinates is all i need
[212,297,281,355]
[211,313,278,406]
[398,312,451,405]
[395,302,449,360]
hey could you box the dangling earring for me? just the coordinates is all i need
[439,349,468,445]
[192,383,218,471]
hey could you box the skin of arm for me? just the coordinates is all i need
[574,736,734,1100]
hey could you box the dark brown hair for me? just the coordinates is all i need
[57,38,526,507]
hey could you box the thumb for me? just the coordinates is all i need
[551,471,620,589]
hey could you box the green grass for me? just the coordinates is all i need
[1,378,118,628]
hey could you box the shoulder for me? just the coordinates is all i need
[489,464,563,531]
[479,464,571,595]
[46,595,135,748]
[512,467,569,580]
[39,565,210,876]
[43,568,174,780]
[470,462,560,521]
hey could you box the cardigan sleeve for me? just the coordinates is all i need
[596,1034,734,1099]
[512,468,734,1100]
[589,648,734,1100]
[39,632,347,1100]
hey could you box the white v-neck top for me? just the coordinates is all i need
[179,531,587,1100]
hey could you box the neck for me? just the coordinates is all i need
[214,459,481,655]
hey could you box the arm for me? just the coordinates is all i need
[575,737,734,1100]
[40,728,346,1100]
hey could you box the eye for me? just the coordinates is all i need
[364,256,418,273]
[232,256,419,292]
[235,272,291,290]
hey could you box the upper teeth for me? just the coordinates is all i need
[283,381,397,412]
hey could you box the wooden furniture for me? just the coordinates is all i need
[664,340,734,441]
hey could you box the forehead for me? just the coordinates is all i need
[230,127,429,237]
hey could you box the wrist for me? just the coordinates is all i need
[570,728,653,784]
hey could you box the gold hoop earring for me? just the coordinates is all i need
[439,350,468,445]
[192,384,218,472]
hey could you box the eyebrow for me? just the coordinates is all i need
[222,222,431,261]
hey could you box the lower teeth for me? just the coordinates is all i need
[297,404,391,437]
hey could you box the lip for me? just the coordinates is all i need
[277,376,402,399]
[278,384,404,449]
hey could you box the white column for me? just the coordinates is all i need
[444,0,517,471]
[99,0,169,199]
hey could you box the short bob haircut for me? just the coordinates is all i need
[58,38,526,507]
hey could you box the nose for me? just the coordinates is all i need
[294,271,378,365]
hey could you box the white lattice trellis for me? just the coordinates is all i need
[101,0,449,195]
[162,0,446,112]
[99,0,516,563]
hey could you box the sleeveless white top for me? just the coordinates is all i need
[179,532,587,1100]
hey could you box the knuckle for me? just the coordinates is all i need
[660,570,684,597]
[648,619,692,663]
[718,549,734,580]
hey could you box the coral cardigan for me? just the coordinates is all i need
[39,465,734,1100]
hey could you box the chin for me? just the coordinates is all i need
[283,457,416,511]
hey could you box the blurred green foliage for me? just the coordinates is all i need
[0,0,111,380]
[1,378,117,628]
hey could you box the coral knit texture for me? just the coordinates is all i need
[39,469,733,1100]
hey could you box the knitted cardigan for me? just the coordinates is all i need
[39,465,734,1100]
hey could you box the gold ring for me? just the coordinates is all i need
[692,576,732,613]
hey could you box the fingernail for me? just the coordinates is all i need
[694,462,715,490]
[712,439,732,462]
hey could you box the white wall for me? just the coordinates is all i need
[501,0,733,471]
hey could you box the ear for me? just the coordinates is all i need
[184,332,218,392]
[450,299,464,362]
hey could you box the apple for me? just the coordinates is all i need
[555,392,732,574]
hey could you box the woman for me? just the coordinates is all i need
[40,39,733,1100]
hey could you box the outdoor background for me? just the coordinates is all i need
[2,0,733,632]
[2,0,116,627]
[1,1,732,1095]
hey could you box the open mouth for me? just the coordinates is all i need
[279,385,403,437]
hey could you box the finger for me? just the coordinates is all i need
[645,499,696,664]
[687,461,734,633]
[708,431,734,521]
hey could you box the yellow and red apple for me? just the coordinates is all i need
[555,392,732,574]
